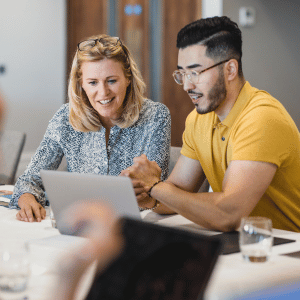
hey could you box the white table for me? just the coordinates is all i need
[0,187,90,300]
[142,211,300,300]
[1,193,300,300]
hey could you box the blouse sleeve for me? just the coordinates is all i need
[144,103,171,180]
[10,106,67,208]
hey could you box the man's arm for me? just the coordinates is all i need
[153,154,206,214]
[167,155,206,192]
[122,154,206,214]
[129,155,277,231]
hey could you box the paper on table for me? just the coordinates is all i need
[0,185,14,192]
[0,185,13,206]
[0,185,14,202]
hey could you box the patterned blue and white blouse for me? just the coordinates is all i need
[10,99,171,207]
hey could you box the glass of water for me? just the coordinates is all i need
[239,217,273,263]
[49,204,57,229]
[0,241,30,300]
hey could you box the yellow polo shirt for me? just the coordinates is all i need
[181,81,300,231]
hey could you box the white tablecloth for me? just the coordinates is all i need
[142,211,300,300]
[1,185,300,300]
[0,185,91,300]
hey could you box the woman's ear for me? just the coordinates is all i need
[226,59,239,81]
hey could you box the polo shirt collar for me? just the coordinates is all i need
[221,81,253,128]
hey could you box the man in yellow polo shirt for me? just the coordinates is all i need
[122,16,300,232]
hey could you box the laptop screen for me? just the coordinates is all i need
[40,170,141,235]
[86,217,222,300]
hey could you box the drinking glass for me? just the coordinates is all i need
[49,204,57,228]
[239,217,273,262]
[0,241,30,300]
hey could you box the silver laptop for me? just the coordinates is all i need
[40,170,141,235]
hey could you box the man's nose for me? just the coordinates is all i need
[183,77,196,92]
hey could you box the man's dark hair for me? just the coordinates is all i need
[177,16,243,76]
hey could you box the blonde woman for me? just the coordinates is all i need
[11,34,171,222]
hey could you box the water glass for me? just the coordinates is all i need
[239,217,273,262]
[0,241,30,300]
[49,204,57,228]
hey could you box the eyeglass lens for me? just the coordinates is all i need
[173,71,198,85]
[78,37,120,51]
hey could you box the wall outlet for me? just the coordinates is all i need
[239,7,256,27]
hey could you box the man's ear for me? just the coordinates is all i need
[226,59,239,81]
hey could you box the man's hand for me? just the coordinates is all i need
[131,179,157,209]
[16,193,46,222]
[119,154,162,209]
[120,155,177,215]
[120,154,162,189]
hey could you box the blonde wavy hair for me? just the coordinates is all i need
[68,34,146,132]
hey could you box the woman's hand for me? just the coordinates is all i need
[16,193,46,222]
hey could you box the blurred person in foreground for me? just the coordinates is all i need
[0,90,6,130]
[122,16,300,232]
[10,34,171,222]
[54,202,123,300]
[0,89,7,184]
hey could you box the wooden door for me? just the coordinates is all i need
[162,0,202,146]
[67,0,108,76]
[118,0,150,96]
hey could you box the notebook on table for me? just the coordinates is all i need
[217,231,295,255]
[40,170,141,235]
[0,185,14,207]
[86,217,223,300]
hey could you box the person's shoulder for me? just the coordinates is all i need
[140,99,170,119]
[50,103,69,120]
[244,84,283,110]
[235,89,298,138]
[243,90,291,122]
[48,103,72,129]
[46,103,82,142]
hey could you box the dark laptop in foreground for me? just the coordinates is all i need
[40,170,141,235]
[86,217,222,300]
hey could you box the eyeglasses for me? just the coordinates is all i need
[172,59,230,85]
[77,36,123,51]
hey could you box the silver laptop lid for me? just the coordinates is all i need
[40,170,141,235]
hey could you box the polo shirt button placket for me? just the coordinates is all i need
[222,137,225,141]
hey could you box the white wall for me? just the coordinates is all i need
[202,0,222,17]
[0,1,66,156]
[223,0,300,130]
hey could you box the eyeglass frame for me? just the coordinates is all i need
[172,59,230,85]
[77,36,123,51]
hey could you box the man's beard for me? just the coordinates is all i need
[196,70,227,115]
